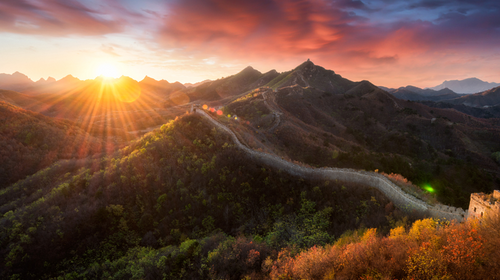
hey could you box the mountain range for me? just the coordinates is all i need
[0,72,188,96]
[383,85,461,102]
[379,82,500,118]
[430,77,500,94]
[1,60,500,279]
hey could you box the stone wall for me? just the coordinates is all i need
[195,109,465,222]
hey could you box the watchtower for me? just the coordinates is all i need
[468,190,500,219]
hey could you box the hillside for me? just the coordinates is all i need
[184,79,212,88]
[222,62,500,207]
[182,66,279,103]
[265,60,356,93]
[139,76,186,97]
[0,101,104,188]
[443,86,500,107]
[0,89,46,111]
[0,72,34,92]
[420,101,500,119]
[0,114,400,279]
[389,86,460,101]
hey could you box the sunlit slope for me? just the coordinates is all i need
[11,76,188,141]
[0,101,104,188]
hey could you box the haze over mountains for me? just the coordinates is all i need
[430,78,500,94]
[0,71,190,95]
[384,86,461,102]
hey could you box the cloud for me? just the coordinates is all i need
[100,44,120,57]
[0,0,129,36]
[154,0,500,67]
[158,0,361,54]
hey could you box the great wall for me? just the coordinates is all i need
[193,105,468,222]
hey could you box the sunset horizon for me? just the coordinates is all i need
[2,59,500,90]
[1,0,499,88]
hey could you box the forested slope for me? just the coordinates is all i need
[0,101,104,188]
[0,114,399,279]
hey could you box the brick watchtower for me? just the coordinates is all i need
[468,190,500,219]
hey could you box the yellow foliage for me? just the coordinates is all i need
[361,228,377,243]
[408,218,437,241]
[389,226,406,239]
[406,241,447,280]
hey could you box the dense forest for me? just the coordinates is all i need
[0,114,408,279]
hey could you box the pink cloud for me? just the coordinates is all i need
[0,0,127,36]
[156,0,500,78]
[158,0,363,58]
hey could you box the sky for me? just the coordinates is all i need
[0,0,499,88]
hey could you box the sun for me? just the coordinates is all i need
[96,63,120,79]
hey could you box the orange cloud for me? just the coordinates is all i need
[154,0,500,88]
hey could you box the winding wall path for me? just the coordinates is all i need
[262,89,282,133]
[195,108,466,221]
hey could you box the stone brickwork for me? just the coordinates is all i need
[468,190,500,219]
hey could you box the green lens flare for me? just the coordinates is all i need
[423,185,435,193]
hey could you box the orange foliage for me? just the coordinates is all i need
[442,223,485,279]
[384,172,410,184]
[269,217,498,280]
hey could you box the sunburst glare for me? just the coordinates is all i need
[96,63,120,79]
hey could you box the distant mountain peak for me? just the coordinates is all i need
[431,77,500,94]
[295,59,316,71]
[12,71,26,76]
[141,75,158,83]
[234,66,262,78]
[0,71,34,91]
[238,66,260,76]
[59,74,80,83]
